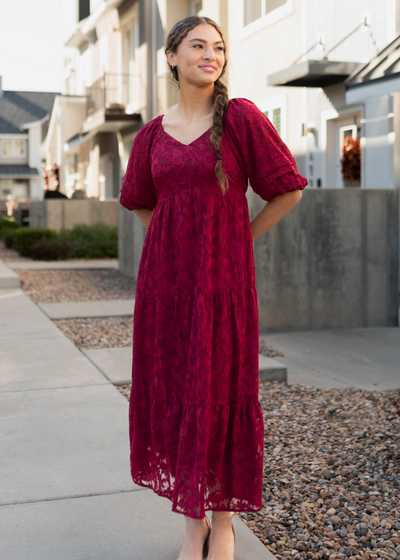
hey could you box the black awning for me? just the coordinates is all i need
[267,59,364,88]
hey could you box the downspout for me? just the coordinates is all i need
[145,0,157,121]
[150,0,157,118]
[396,0,400,325]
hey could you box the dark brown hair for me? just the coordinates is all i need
[164,16,230,194]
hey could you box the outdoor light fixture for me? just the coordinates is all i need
[316,37,325,52]
[360,16,369,33]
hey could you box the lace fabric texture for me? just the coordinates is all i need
[120,97,308,519]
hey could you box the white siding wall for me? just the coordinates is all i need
[303,0,396,64]
[228,0,398,189]
[304,0,397,189]
[61,0,78,44]
[28,126,43,199]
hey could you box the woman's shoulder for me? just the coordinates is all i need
[228,96,258,108]
[227,97,261,116]
[134,115,162,141]
[225,97,268,139]
[225,97,265,128]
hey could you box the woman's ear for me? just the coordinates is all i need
[166,50,175,68]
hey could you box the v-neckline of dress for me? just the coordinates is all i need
[159,115,212,147]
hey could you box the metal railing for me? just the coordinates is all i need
[85,72,143,117]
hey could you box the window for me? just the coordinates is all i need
[0,179,28,198]
[193,0,203,14]
[99,35,108,70]
[1,179,12,197]
[272,108,281,136]
[263,107,282,137]
[244,0,262,26]
[2,140,12,157]
[258,94,287,141]
[121,3,141,111]
[190,0,204,15]
[14,140,25,156]
[78,0,90,22]
[81,46,93,87]
[12,180,29,198]
[244,0,287,27]
[1,139,26,158]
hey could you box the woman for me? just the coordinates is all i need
[119,15,308,560]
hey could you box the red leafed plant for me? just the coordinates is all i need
[341,136,361,181]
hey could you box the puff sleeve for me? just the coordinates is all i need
[231,98,308,202]
[119,122,158,211]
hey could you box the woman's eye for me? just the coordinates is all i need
[193,45,224,51]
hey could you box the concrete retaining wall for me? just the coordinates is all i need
[118,189,399,331]
[118,204,146,279]
[30,199,119,232]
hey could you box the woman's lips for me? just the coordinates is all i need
[199,66,216,72]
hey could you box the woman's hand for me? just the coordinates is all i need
[250,190,303,242]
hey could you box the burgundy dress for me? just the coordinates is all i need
[119,97,308,519]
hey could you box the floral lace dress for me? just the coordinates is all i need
[119,97,308,519]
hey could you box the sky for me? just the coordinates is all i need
[0,0,65,92]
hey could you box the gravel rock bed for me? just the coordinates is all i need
[116,384,131,400]
[17,269,136,303]
[117,380,400,560]
[260,339,284,358]
[54,317,133,349]
[51,316,283,356]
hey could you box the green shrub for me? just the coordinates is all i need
[3,230,16,249]
[30,238,73,261]
[0,217,21,239]
[59,224,118,259]
[12,228,59,257]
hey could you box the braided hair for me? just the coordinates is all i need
[164,16,230,194]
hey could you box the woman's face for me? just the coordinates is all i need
[167,24,225,85]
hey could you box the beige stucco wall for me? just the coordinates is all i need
[30,199,119,232]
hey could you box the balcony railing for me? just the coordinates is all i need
[85,72,143,118]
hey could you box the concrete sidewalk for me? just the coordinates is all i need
[0,275,274,559]
[260,326,400,390]
[39,298,135,319]
[5,258,119,270]
[83,346,287,386]
[39,298,287,382]
[0,259,19,289]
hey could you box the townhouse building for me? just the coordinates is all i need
[0,78,57,213]
[36,0,400,329]
[48,0,400,203]
[42,0,400,198]
[45,0,207,199]
[233,0,400,191]
[44,0,152,199]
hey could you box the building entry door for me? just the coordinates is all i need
[334,116,361,188]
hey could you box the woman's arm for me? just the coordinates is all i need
[250,190,302,242]
[133,208,155,229]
